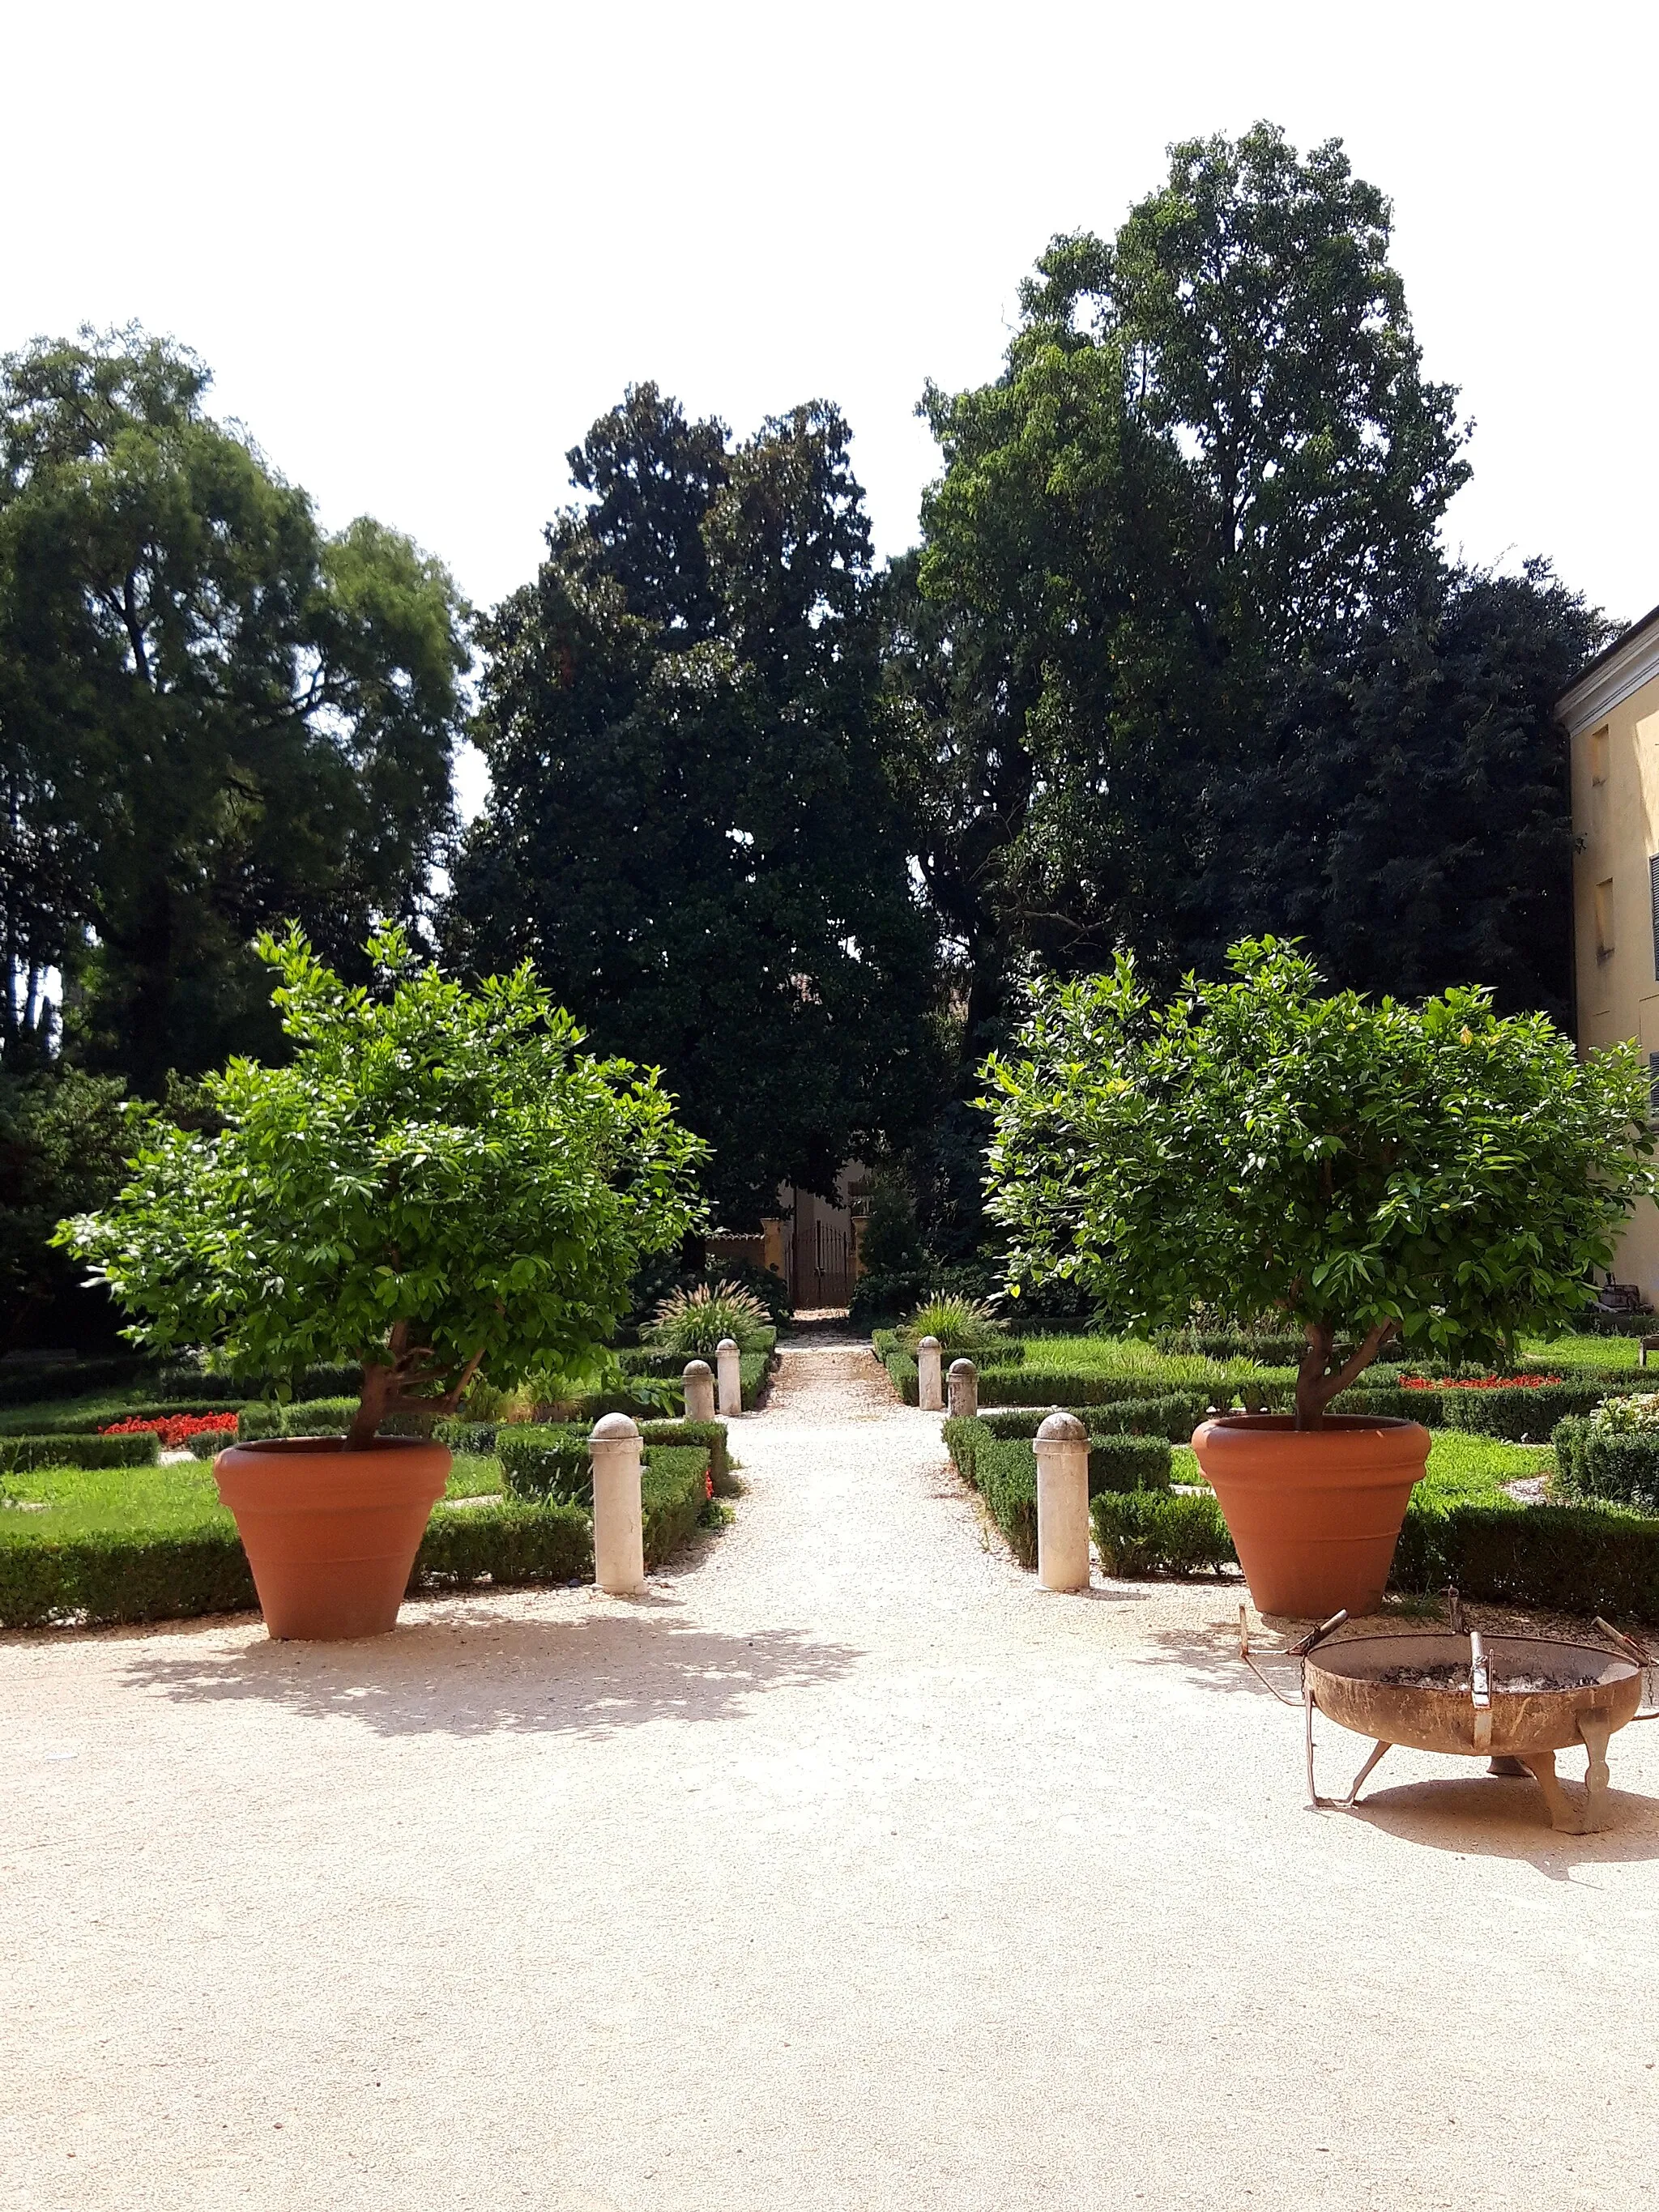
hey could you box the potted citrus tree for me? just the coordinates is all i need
[58,926,706,1639]
[982,939,1656,1617]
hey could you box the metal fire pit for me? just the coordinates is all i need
[1241,1605,1659,1832]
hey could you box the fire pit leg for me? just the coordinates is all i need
[1344,1739,1392,1807]
[1487,1757,1529,1777]
[1517,1750,1586,1835]
[1578,1715,1614,1829]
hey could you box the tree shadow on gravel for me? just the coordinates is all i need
[116,1605,862,1741]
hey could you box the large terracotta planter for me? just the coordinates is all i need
[215,1436,451,1640]
[1190,1413,1431,1621]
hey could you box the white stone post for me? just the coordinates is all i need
[917,1335,944,1412]
[683,1359,716,1423]
[590,1412,645,1595]
[1035,1410,1090,1593]
[715,1337,741,1418]
[947,1357,979,1418]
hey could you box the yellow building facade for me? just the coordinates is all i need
[1560,604,1659,1302]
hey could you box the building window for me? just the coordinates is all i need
[1650,1053,1659,1121]
[1650,855,1659,982]
[1596,877,1615,961]
[1592,727,1610,786]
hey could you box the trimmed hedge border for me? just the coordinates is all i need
[1092,1491,1237,1577]
[1553,1416,1659,1513]
[943,1417,1173,1568]
[0,1431,161,1471]
[1341,1379,1612,1440]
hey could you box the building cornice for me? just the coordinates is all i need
[1557,602,1659,735]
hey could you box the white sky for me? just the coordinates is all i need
[9,0,1657,823]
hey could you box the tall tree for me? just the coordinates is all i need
[897,121,1473,1017]
[885,123,1593,1253]
[0,326,470,1089]
[448,388,940,1223]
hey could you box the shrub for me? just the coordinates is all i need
[57,925,706,1447]
[1390,1497,1659,1622]
[974,1401,1201,1443]
[640,1447,713,1568]
[0,1431,160,1472]
[0,1524,256,1628]
[647,1281,773,1357]
[1086,1435,1174,1493]
[1553,1415,1659,1512]
[410,1499,592,1592]
[895,1295,1007,1356]
[943,1420,1171,1567]
[1091,1491,1237,1577]
[983,938,1657,1428]
[497,1426,591,1504]
[497,1422,727,1507]
[640,1419,731,1494]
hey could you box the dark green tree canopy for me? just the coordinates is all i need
[449,390,940,1223]
[0,326,471,1090]
[881,124,1599,1261]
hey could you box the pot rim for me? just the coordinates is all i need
[1198,1412,1429,1436]
[220,1434,448,1457]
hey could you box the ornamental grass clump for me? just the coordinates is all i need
[896,1294,1006,1356]
[983,939,1657,1430]
[646,1281,772,1358]
[58,927,708,1449]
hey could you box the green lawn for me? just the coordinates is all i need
[1171,1429,1547,1509]
[1017,1334,1298,1390]
[1,1450,505,1536]
[1519,1333,1645,1370]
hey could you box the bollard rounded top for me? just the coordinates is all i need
[917,1335,941,1351]
[683,1357,713,1379]
[591,1411,641,1442]
[715,1337,740,1354]
[948,1357,977,1376]
[1035,1409,1087,1443]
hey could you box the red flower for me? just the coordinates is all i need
[100,1411,240,1449]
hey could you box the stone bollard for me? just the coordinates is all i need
[1034,1410,1090,1592]
[683,1358,716,1423]
[590,1412,645,1595]
[947,1357,979,1418]
[715,1337,742,1418]
[917,1335,944,1412]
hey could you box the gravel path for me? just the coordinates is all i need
[6,1340,1659,2210]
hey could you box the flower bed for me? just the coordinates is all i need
[101,1411,240,1451]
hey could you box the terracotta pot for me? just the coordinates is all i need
[1190,1413,1431,1620]
[215,1435,451,1640]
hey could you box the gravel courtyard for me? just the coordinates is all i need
[6,1339,1659,2210]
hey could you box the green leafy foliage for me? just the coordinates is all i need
[1091,1492,1238,1578]
[983,940,1656,1425]
[57,927,706,1443]
[0,326,471,1089]
[446,385,940,1222]
[1554,1416,1659,1513]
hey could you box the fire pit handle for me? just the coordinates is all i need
[1289,1609,1349,1659]
[1594,1618,1659,1720]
